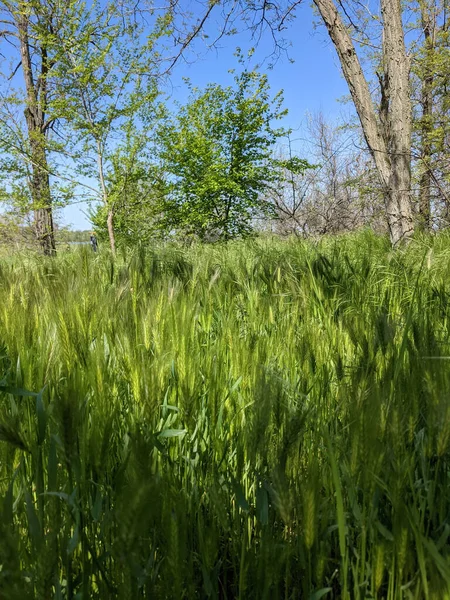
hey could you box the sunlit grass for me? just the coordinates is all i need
[0,230,449,598]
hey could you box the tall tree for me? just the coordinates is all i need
[185,0,448,240]
[0,0,67,254]
[164,0,419,244]
[51,1,166,254]
[0,0,186,255]
[411,0,450,229]
[311,0,414,245]
[156,69,310,241]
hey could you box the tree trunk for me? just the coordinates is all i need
[17,7,56,255]
[33,206,55,255]
[28,131,56,255]
[107,207,116,255]
[381,0,414,242]
[313,0,414,245]
[97,143,116,255]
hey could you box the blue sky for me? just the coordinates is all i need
[62,3,351,230]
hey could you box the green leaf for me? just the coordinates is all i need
[256,484,269,526]
[25,491,42,550]
[375,520,394,542]
[91,487,103,522]
[309,588,332,600]
[67,525,79,557]
[47,435,58,491]
[157,428,187,439]
[0,384,38,397]
[231,479,249,512]
[36,390,47,445]
[326,435,347,560]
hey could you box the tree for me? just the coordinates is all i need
[303,0,450,233]
[49,1,165,254]
[153,0,421,244]
[0,0,71,254]
[0,0,237,254]
[311,0,414,246]
[89,157,166,246]
[156,68,310,241]
[411,0,450,229]
[270,114,385,236]
[0,205,35,249]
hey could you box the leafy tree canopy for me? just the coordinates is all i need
[155,67,312,241]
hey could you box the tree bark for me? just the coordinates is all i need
[107,207,116,255]
[313,0,414,245]
[30,139,56,256]
[17,6,56,255]
[97,142,116,255]
[381,0,414,241]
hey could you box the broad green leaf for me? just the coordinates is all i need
[309,588,332,600]
[157,428,187,439]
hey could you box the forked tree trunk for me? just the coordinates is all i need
[313,0,414,245]
[17,7,56,255]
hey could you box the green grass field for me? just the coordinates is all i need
[0,231,449,599]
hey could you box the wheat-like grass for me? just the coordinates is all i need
[0,231,448,598]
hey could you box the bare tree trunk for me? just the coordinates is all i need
[25,117,56,255]
[107,207,116,255]
[313,0,414,245]
[30,144,56,256]
[17,7,56,256]
[97,142,116,255]
[381,0,414,241]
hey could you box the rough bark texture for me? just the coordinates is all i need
[30,141,56,256]
[381,0,414,241]
[313,0,414,245]
[17,7,56,255]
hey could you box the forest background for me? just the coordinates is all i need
[0,0,448,251]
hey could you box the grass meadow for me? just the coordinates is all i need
[0,231,450,599]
